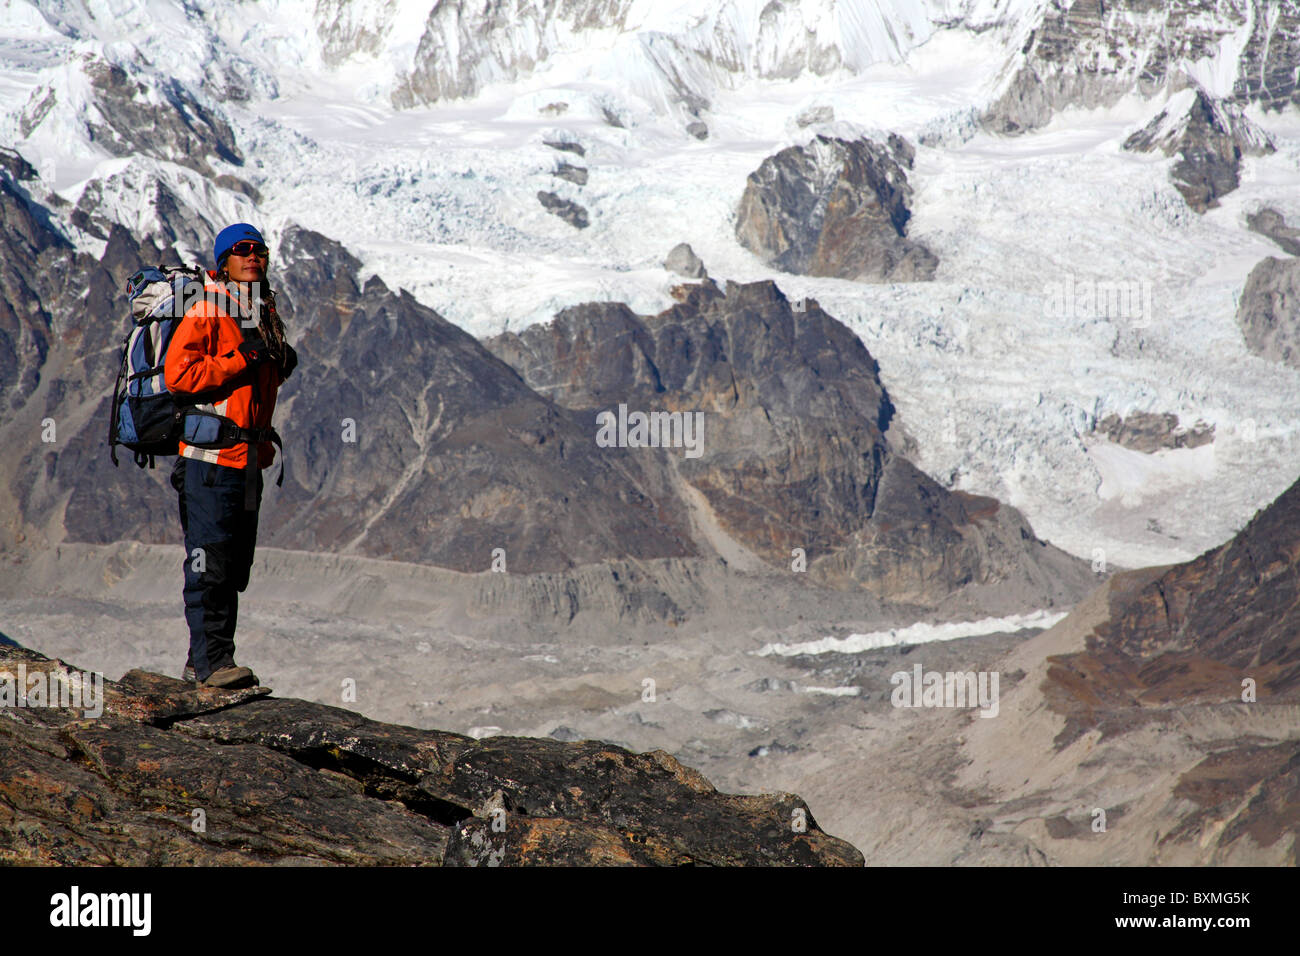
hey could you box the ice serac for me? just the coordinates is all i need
[1122,87,1274,212]
[486,280,1096,609]
[735,135,937,282]
[982,0,1300,135]
[1235,255,1300,369]
[0,643,864,866]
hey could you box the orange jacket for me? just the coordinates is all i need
[164,272,284,470]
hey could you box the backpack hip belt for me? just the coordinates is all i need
[201,419,284,511]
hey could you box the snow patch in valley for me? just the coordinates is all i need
[802,686,862,696]
[1088,441,1217,506]
[755,609,1070,657]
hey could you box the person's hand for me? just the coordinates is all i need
[236,338,272,369]
[278,343,298,382]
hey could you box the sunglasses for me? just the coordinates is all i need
[228,240,269,259]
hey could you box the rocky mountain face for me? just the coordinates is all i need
[895,471,1300,866]
[735,135,937,282]
[1122,87,1274,212]
[1235,255,1300,369]
[1231,0,1300,110]
[17,53,255,200]
[0,171,183,551]
[983,0,1300,135]
[1024,474,1300,862]
[1048,473,1300,735]
[486,279,1094,607]
[0,642,862,865]
[261,227,700,572]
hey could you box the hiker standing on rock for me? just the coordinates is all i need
[164,223,296,689]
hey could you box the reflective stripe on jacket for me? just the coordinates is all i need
[163,272,283,470]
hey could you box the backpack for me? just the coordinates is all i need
[108,266,285,490]
[108,265,205,469]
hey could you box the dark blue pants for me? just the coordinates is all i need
[170,457,263,681]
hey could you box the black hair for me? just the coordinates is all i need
[216,268,287,356]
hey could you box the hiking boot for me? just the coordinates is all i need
[200,665,258,689]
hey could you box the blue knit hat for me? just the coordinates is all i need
[213,222,266,268]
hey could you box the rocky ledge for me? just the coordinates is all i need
[0,644,862,866]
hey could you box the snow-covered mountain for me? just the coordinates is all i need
[3,0,1300,572]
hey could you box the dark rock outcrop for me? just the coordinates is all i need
[1093,411,1214,453]
[0,644,862,866]
[0,148,38,183]
[537,190,590,228]
[1235,256,1300,368]
[552,162,588,185]
[543,139,585,157]
[1248,207,1300,257]
[1122,88,1274,212]
[735,135,937,282]
[486,280,1095,606]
